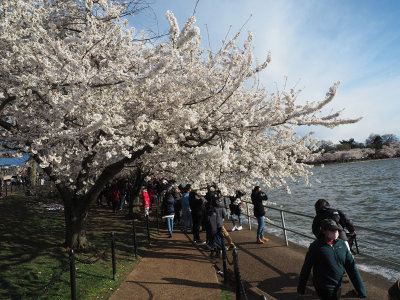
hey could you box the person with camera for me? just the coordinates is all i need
[251,186,269,244]
[312,199,356,253]
[230,190,245,231]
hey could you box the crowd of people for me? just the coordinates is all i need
[97,178,131,213]
[97,176,399,300]
[144,180,239,257]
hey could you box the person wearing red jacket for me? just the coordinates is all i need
[142,187,151,217]
[110,181,120,213]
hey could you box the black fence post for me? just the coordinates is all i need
[69,249,77,300]
[233,249,240,300]
[156,208,160,234]
[233,249,247,300]
[221,236,228,284]
[111,232,117,280]
[132,218,138,258]
[146,214,151,245]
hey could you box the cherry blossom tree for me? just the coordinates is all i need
[0,0,360,248]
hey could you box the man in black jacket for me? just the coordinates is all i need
[189,190,205,244]
[312,199,356,252]
[251,186,269,244]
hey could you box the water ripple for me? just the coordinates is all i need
[266,158,400,281]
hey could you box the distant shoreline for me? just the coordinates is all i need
[309,156,400,166]
[307,143,400,165]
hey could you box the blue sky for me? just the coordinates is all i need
[130,0,400,144]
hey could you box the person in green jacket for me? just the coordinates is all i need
[297,218,367,299]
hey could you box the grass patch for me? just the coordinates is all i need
[0,190,155,299]
[220,282,235,300]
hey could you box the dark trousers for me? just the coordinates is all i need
[192,213,202,241]
[316,287,341,300]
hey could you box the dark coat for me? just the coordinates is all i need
[312,208,355,241]
[214,199,227,228]
[298,238,367,297]
[162,194,175,216]
[229,196,242,215]
[189,191,204,216]
[251,190,268,217]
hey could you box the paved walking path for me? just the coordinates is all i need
[111,221,392,300]
[109,228,222,300]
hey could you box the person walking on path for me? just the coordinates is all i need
[118,178,129,210]
[251,186,269,244]
[230,190,245,231]
[297,218,367,300]
[162,191,175,238]
[312,199,356,252]
[110,181,120,213]
[141,186,152,217]
[213,192,227,257]
[172,186,182,225]
[181,185,193,233]
[189,190,205,244]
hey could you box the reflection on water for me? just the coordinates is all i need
[261,158,400,282]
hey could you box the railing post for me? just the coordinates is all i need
[246,203,251,230]
[111,232,117,280]
[280,210,289,247]
[132,218,138,258]
[233,249,241,300]
[146,214,151,245]
[156,208,160,234]
[69,249,77,300]
[221,234,228,284]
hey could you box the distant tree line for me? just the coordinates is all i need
[316,133,399,153]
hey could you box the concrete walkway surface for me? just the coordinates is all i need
[109,228,222,300]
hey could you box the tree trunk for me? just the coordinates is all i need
[63,194,93,249]
[29,159,37,186]
[128,168,145,218]
[54,143,157,249]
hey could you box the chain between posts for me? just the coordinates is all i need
[34,213,154,298]
[33,259,70,299]
[74,249,108,265]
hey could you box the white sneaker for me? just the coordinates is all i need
[231,226,237,232]
[237,226,242,231]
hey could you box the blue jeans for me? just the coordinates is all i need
[256,216,264,240]
[167,217,174,235]
[231,214,242,227]
[182,210,193,233]
[119,194,126,210]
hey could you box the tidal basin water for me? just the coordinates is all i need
[260,158,400,282]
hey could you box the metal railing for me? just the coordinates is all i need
[239,200,400,267]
